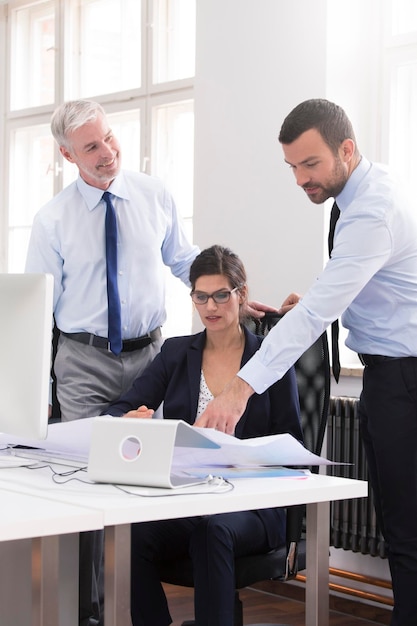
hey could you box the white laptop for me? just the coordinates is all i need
[87,417,220,488]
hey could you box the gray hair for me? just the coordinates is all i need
[51,100,106,148]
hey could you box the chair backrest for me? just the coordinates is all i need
[248,312,330,467]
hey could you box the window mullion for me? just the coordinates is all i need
[143,0,153,174]
[53,0,65,195]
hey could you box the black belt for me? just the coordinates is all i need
[358,353,402,367]
[61,328,161,353]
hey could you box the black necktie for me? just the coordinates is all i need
[103,192,122,355]
[328,202,341,382]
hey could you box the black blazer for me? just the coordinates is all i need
[108,326,302,442]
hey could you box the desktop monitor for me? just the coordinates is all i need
[0,273,54,439]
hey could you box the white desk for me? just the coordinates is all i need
[0,466,367,626]
[0,483,102,626]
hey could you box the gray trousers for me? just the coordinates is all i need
[54,333,163,422]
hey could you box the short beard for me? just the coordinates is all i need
[304,155,348,204]
[323,155,349,198]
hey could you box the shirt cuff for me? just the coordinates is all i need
[238,351,282,394]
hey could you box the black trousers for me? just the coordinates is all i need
[359,357,417,626]
[130,510,285,626]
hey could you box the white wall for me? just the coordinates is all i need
[194,0,328,309]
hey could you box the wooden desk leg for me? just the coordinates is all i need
[32,534,79,626]
[305,501,330,626]
[104,524,131,626]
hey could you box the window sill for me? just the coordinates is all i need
[340,365,363,378]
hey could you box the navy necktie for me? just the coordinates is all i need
[103,192,122,355]
[328,202,341,382]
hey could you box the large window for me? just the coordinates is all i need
[1,0,195,336]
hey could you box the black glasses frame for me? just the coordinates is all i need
[190,287,238,305]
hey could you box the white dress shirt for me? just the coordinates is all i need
[239,157,417,394]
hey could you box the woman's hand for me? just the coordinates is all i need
[124,405,154,419]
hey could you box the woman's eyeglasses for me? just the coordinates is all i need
[190,287,238,305]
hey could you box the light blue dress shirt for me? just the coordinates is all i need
[240,157,417,393]
[25,170,199,339]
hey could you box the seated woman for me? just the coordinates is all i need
[107,244,303,626]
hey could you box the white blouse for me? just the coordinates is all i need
[196,370,214,420]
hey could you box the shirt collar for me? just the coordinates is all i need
[336,156,371,211]
[76,171,130,211]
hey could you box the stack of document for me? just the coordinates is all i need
[0,417,337,488]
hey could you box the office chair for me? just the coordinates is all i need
[158,312,331,626]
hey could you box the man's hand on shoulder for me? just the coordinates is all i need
[194,377,254,434]
[278,292,302,315]
[245,300,280,320]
